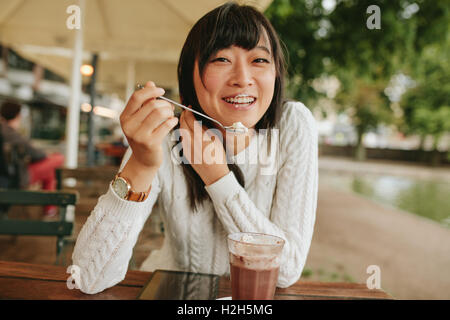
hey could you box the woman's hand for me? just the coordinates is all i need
[119,81,178,192]
[179,110,230,186]
[120,81,178,170]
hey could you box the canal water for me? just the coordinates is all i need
[319,172,450,228]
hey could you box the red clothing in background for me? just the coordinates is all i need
[28,153,64,191]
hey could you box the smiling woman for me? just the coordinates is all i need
[72,2,319,295]
[177,2,286,210]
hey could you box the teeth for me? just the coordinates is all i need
[224,96,255,104]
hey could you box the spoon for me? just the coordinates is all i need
[136,84,248,134]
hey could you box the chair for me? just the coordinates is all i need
[55,166,164,269]
[0,189,78,265]
[55,166,140,265]
[56,166,118,201]
[0,126,79,265]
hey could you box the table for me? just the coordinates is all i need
[0,260,394,300]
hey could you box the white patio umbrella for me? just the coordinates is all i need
[0,0,273,167]
[11,45,179,100]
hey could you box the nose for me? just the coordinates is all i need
[228,60,254,88]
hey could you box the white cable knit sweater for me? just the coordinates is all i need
[72,100,318,294]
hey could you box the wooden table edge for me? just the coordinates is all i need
[0,260,395,300]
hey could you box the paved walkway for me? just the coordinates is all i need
[319,156,450,180]
[305,156,450,299]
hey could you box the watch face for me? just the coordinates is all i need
[113,177,130,199]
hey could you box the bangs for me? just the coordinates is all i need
[197,4,268,75]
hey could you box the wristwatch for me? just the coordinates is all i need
[111,173,150,202]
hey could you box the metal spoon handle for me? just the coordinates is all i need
[157,96,225,129]
[136,84,245,132]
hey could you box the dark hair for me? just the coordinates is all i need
[176,2,286,211]
[0,100,22,121]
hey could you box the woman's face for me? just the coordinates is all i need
[193,33,276,133]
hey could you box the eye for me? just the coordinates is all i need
[253,58,270,63]
[211,57,229,63]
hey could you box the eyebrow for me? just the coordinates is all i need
[254,45,271,55]
[214,45,272,57]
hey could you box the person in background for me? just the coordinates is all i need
[0,99,65,217]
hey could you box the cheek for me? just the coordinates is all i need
[193,66,220,106]
[200,70,223,95]
[260,70,276,102]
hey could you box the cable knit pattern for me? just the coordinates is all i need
[72,100,318,294]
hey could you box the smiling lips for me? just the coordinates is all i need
[222,94,256,109]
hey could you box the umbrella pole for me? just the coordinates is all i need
[87,53,98,167]
[65,0,85,169]
[126,60,136,101]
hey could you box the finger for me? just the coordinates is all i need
[133,98,173,125]
[192,113,206,133]
[151,117,179,143]
[178,114,191,144]
[188,111,209,144]
[137,81,155,89]
[135,105,175,137]
[179,111,199,139]
[180,111,206,149]
[179,110,185,124]
[122,100,173,136]
[121,85,165,119]
[179,111,188,132]
[180,111,205,164]
[178,113,194,162]
[180,132,193,164]
[182,109,203,133]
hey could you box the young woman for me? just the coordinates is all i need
[72,2,318,294]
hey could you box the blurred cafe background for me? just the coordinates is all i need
[0,0,448,300]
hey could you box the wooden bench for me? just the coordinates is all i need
[55,166,164,270]
[0,189,79,265]
[56,166,118,215]
[55,166,164,234]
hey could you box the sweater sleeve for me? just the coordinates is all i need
[71,147,162,294]
[205,102,318,288]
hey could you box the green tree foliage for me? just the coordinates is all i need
[265,0,449,160]
[265,0,328,106]
[334,76,392,159]
[400,19,450,152]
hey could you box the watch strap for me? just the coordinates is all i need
[127,189,150,202]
